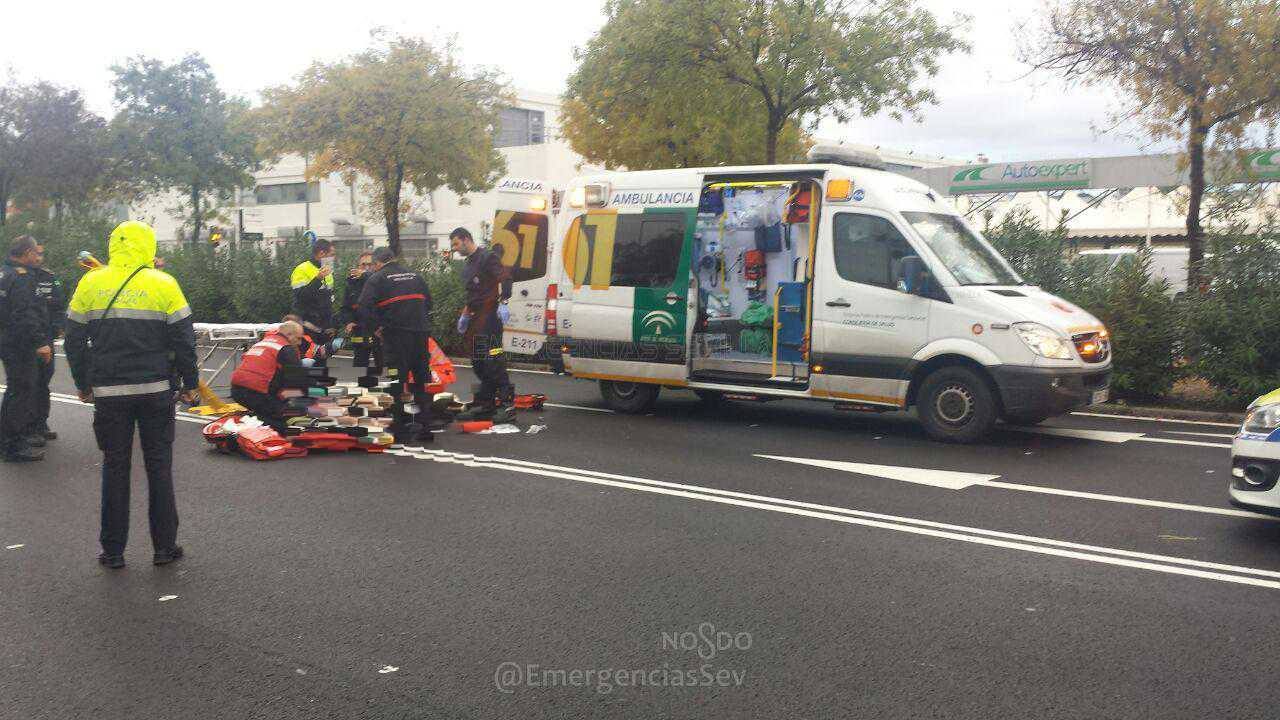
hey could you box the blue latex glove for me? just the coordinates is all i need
[497,304,510,325]
[329,337,345,352]
[300,358,316,368]
[456,313,470,334]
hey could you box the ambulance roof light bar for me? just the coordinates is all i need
[807,144,887,171]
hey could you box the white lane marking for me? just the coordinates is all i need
[453,362,554,376]
[1008,426,1146,443]
[401,449,1280,589]
[6,544,25,550]
[544,402,614,413]
[1134,436,1232,449]
[158,595,178,602]
[378,665,400,674]
[985,481,1267,520]
[1165,430,1238,439]
[1072,411,1240,428]
[755,455,998,490]
[44,392,209,425]
[758,454,1270,520]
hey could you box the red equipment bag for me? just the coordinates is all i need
[784,182,811,224]
[743,250,766,281]
[293,431,363,453]
[237,426,307,461]
[513,393,546,410]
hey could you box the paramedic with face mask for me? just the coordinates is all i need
[290,238,336,349]
[449,227,515,422]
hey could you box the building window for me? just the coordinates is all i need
[254,182,320,205]
[496,107,546,147]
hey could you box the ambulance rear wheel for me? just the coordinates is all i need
[918,366,998,443]
[599,380,660,414]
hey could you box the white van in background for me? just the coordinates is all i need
[1078,247,1190,296]
[535,147,1113,442]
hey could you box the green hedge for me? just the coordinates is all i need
[985,208,1279,407]
[1182,230,1280,402]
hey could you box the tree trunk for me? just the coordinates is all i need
[0,177,9,226]
[765,113,782,165]
[384,184,401,258]
[1185,115,1207,292]
[190,183,203,244]
[384,164,405,257]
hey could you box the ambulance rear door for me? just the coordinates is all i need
[492,177,553,360]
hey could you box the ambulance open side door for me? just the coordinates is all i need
[492,178,553,360]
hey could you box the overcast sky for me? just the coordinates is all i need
[2,0,1174,164]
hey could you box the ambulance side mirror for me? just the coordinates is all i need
[896,255,930,296]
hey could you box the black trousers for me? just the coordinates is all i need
[1,350,40,452]
[29,351,54,433]
[468,330,513,408]
[383,330,433,430]
[231,385,287,431]
[93,391,178,556]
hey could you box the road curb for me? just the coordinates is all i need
[1091,402,1243,424]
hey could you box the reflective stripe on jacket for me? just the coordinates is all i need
[231,332,288,394]
[64,221,197,398]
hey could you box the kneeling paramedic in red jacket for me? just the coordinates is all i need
[230,321,305,430]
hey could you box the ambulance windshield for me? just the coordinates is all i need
[902,212,1023,286]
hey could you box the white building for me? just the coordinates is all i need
[135,89,601,256]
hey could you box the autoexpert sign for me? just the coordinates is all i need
[949,158,1092,194]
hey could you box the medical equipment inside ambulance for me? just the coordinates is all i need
[690,180,815,383]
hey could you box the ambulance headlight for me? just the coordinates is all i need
[1013,322,1073,360]
[1243,402,1280,434]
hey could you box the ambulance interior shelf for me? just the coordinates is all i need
[691,179,814,381]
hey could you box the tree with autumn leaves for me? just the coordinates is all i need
[562,0,968,168]
[1025,0,1280,288]
[258,35,510,256]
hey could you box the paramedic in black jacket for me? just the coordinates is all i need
[29,256,66,442]
[450,227,514,421]
[357,248,435,443]
[0,236,52,462]
[340,250,383,368]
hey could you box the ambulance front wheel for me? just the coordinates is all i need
[599,380,660,414]
[917,366,998,443]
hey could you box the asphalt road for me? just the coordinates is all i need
[3,351,1278,719]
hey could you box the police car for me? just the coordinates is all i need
[1229,388,1280,516]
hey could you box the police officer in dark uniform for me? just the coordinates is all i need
[357,247,435,443]
[0,236,52,463]
[450,227,515,422]
[340,250,383,368]
[28,252,66,442]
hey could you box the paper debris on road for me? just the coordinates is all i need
[526,425,547,435]
[478,424,521,434]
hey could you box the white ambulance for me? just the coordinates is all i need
[513,147,1113,442]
